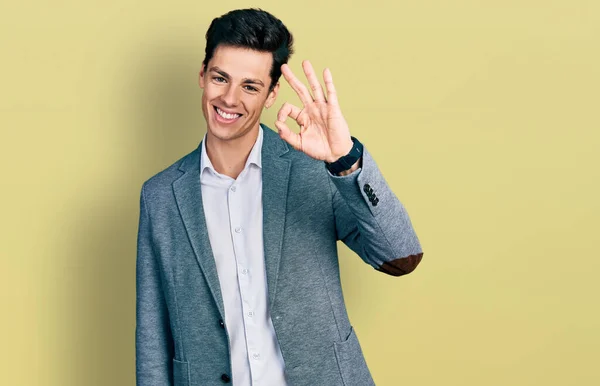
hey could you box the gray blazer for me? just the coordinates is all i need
[136,125,423,386]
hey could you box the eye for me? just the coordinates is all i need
[213,76,226,83]
[243,85,259,92]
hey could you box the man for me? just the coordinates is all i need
[136,8,423,386]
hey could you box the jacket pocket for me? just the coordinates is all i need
[173,358,190,386]
[333,327,375,386]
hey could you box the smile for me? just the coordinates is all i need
[214,106,242,123]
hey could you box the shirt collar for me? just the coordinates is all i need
[200,125,264,177]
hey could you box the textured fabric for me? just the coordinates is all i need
[136,124,423,385]
[200,128,287,385]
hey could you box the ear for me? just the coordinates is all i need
[265,82,280,109]
[199,65,206,89]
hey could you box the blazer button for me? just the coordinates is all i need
[363,184,372,194]
[221,373,231,383]
[219,319,225,329]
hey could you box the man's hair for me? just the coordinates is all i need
[202,8,294,92]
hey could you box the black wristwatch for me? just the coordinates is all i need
[324,136,363,175]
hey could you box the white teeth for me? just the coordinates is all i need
[216,107,240,120]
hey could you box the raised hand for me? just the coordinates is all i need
[275,60,354,163]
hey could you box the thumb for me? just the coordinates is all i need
[274,120,302,151]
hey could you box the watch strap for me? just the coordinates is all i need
[325,136,363,175]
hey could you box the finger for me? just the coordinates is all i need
[281,64,313,106]
[302,60,326,102]
[274,120,302,151]
[323,68,340,108]
[276,102,302,123]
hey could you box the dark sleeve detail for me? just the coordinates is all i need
[377,253,423,276]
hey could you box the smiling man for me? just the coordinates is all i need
[136,8,424,386]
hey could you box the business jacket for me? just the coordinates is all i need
[136,124,424,386]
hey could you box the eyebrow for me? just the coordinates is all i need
[209,66,265,87]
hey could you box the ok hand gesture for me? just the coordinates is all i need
[275,60,353,163]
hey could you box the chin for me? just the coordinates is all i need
[206,122,246,142]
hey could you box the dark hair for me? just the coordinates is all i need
[202,8,294,92]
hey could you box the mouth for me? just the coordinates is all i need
[213,106,242,124]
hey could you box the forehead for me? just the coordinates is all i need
[208,45,273,81]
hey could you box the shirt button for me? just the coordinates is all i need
[252,353,260,360]
[234,227,242,233]
[230,186,237,192]
[247,311,254,317]
[241,268,249,275]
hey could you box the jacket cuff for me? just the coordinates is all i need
[327,146,384,217]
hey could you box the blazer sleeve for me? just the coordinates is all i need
[327,146,424,276]
[136,183,175,385]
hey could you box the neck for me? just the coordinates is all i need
[205,126,260,179]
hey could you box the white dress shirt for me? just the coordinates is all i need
[200,128,287,386]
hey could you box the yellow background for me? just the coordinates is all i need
[1,1,599,385]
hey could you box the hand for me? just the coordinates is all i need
[275,60,353,163]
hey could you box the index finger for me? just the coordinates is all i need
[281,64,314,106]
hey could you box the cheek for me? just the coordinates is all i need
[244,96,265,113]
[202,84,222,100]
[202,88,215,102]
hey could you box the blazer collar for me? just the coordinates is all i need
[178,123,289,174]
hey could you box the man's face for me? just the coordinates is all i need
[199,45,279,143]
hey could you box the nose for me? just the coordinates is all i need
[221,84,241,107]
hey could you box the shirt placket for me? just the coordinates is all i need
[228,177,261,385]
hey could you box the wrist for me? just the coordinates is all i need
[335,157,361,176]
[324,137,363,175]
[327,140,354,163]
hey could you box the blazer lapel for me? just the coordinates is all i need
[172,144,225,319]
[260,125,291,309]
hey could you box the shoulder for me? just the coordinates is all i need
[286,147,328,180]
[141,145,199,198]
[262,124,327,176]
[266,130,334,200]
